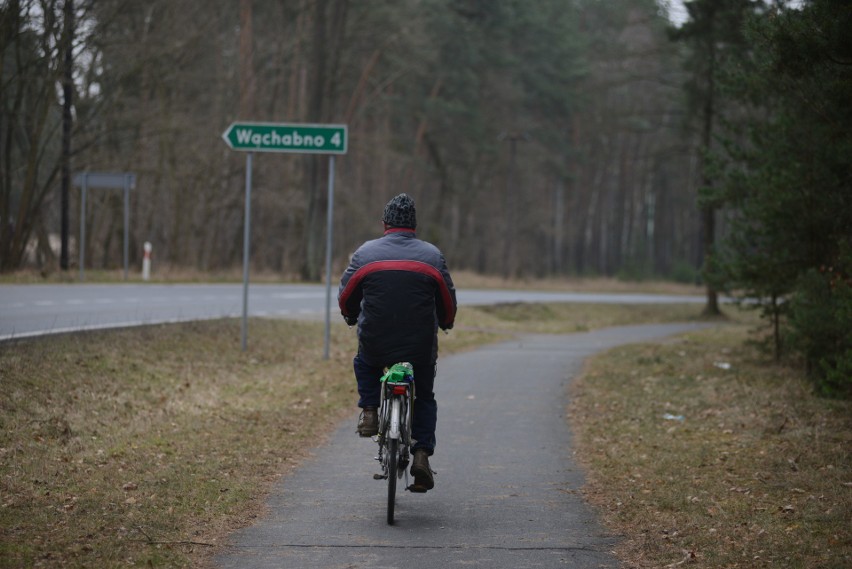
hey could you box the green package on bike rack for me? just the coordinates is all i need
[381,363,414,383]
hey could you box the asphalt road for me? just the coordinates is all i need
[215,322,712,569]
[0,283,706,341]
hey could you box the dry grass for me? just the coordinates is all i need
[570,325,852,568]
[1,266,705,296]
[0,268,298,285]
[0,319,361,568]
[0,309,501,568]
[4,300,832,568]
[465,302,709,334]
[450,270,705,296]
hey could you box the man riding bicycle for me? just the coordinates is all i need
[338,193,457,492]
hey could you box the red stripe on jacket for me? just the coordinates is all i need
[338,259,456,327]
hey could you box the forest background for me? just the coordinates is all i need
[1,0,850,392]
[2,0,721,281]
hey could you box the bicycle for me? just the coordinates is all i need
[371,362,415,525]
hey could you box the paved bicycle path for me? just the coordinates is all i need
[215,323,712,569]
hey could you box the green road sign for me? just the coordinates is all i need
[222,122,347,154]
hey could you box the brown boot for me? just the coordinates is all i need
[357,407,378,437]
[410,449,434,491]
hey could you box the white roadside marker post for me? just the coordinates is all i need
[142,242,152,281]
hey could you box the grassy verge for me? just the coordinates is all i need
[3,301,812,568]
[0,267,705,296]
[0,268,299,285]
[1,319,359,568]
[451,270,705,296]
[570,325,852,568]
[465,301,710,334]
[0,311,507,569]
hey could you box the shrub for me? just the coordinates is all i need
[669,260,699,284]
[788,253,852,397]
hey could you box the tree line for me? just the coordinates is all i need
[2,0,699,278]
[1,0,849,393]
[665,0,849,394]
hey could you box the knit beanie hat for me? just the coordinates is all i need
[382,193,417,229]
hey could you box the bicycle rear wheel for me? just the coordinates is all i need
[386,437,398,525]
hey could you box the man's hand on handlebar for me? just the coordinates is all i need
[344,315,358,326]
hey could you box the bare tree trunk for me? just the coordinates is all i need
[60,0,73,271]
[501,135,525,279]
[0,0,64,271]
[700,36,720,315]
[553,177,564,274]
[404,76,442,192]
[344,49,382,123]
[302,0,347,281]
[239,0,255,118]
[301,0,328,281]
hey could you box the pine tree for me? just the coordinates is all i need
[669,0,762,315]
[715,0,852,394]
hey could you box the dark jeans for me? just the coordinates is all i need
[353,353,437,455]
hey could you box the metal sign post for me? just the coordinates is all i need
[72,171,136,281]
[242,153,253,352]
[222,122,347,352]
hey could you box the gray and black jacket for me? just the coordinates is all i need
[338,228,457,367]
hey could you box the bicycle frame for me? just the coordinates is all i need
[378,379,414,441]
[374,362,415,524]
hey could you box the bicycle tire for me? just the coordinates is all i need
[386,437,398,525]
